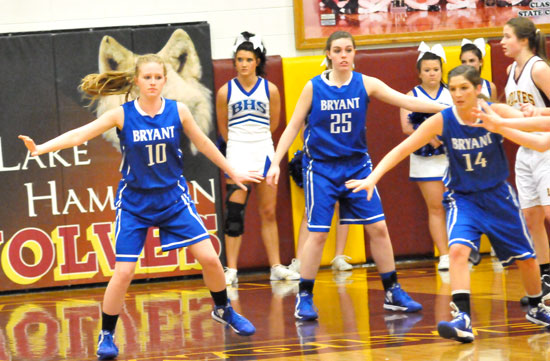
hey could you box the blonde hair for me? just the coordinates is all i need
[79,53,167,103]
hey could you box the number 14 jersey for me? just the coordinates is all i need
[440,106,508,193]
[304,71,369,161]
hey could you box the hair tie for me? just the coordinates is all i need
[461,38,486,58]
[417,41,447,63]
[233,33,264,53]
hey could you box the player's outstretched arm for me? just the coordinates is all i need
[472,101,550,152]
[474,100,550,132]
[520,103,550,118]
[346,113,443,199]
[496,128,550,152]
[266,81,313,187]
[19,107,123,156]
[400,90,415,136]
[364,75,446,114]
[179,102,263,190]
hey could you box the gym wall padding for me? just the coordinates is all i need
[281,56,367,267]
[212,56,296,269]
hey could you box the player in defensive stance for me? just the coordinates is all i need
[267,31,446,321]
[19,54,260,359]
[346,65,550,343]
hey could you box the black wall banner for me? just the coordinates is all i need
[0,22,222,291]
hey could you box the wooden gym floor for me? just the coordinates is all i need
[0,256,549,360]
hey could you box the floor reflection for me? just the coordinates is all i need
[0,257,549,360]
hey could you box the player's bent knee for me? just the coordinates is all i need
[309,233,329,246]
[113,268,135,284]
[366,221,390,240]
[224,201,246,237]
[428,203,445,215]
[199,254,222,270]
[448,244,470,261]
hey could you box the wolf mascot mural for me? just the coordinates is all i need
[95,29,212,153]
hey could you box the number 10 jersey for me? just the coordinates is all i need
[118,98,184,190]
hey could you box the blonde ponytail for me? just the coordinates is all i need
[79,71,134,104]
[78,53,167,104]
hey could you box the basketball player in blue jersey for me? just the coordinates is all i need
[460,38,497,101]
[502,17,550,305]
[458,38,499,266]
[216,32,299,284]
[400,44,452,271]
[347,65,550,343]
[266,31,446,321]
[18,54,261,360]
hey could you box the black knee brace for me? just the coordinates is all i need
[224,184,251,237]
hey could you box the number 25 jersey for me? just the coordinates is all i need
[304,71,369,161]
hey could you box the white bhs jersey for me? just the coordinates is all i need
[505,56,550,109]
[412,84,453,106]
[227,77,271,142]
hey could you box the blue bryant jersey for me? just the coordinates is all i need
[227,77,271,142]
[304,71,368,161]
[117,98,184,190]
[440,106,508,193]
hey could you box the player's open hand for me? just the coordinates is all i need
[232,171,263,191]
[429,136,442,149]
[520,103,537,117]
[266,165,280,188]
[471,100,502,133]
[345,177,375,200]
[18,135,39,156]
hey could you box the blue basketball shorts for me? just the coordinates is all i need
[114,180,210,262]
[444,181,535,267]
[302,154,385,232]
